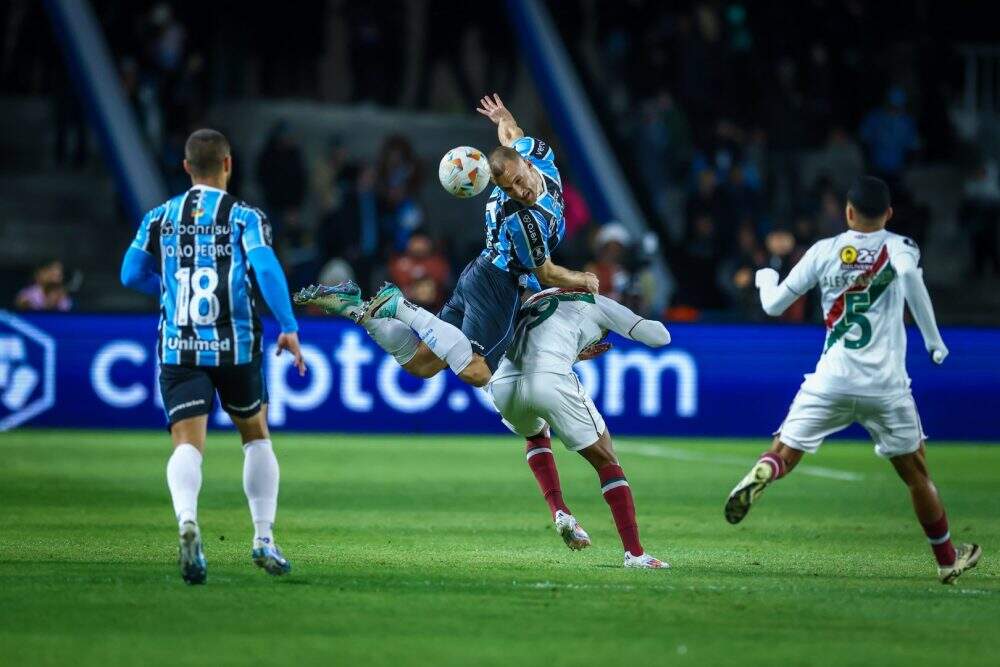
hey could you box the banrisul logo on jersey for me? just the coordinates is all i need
[824,246,895,352]
[0,311,55,430]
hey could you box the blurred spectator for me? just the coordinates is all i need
[859,87,918,186]
[763,229,807,322]
[812,128,865,196]
[313,136,354,218]
[388,232,451,311]
[15,260,72,312]
[377,135,424,253]
[959,160,1000,278]
[277,209,320,293]
[585,223,632,303]
[686,168,724,229]
[668,213,726,311]
[317,163,381,291]
[256,121,307,229]
[766,58,808,220]
[562,180,592,241]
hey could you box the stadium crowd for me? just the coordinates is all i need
[3,1,998,322]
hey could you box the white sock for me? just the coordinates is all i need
[167,444,202,528]
[364,318,420,365]
[391,301,473,374]
[243,439,279,542]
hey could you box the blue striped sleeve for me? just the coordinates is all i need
[508,209,550,269]
[240,206,273,253]
[513,136,554,163]
[130,206,161,254]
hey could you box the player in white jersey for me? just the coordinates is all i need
[489,288,672,569]
[723,176,981,584]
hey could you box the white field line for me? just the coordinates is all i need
[616,443,864,482]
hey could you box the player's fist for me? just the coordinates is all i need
[928,342,949,365]
[276,331,307,376]
[755,268,779,289]
[582,272,600,294]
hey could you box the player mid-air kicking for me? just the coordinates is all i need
[121,129,303,584]
[489,288,672,568]
[723,176,981,584]
[294,94,598,386]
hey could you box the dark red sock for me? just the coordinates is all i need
[921,513,957,566]
[598,464,642,556]
[525,434,569,519]
[758,452,787,480]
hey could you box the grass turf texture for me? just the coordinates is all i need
[0,431,997,666]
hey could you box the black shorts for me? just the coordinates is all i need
[438,256,524,372]
[158,355,268,427]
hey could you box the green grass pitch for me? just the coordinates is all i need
[1,430,998,666]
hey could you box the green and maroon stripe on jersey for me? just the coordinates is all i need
[823,245,896,352]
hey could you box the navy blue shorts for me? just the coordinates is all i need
[438,257,524,372]
[158,355,268,428]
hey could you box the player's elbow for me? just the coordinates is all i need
[760,299,785,317]
[640,321,671,347]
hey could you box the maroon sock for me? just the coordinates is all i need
[525,434,569,519]
[759,452,787,480]
[598,464,642,556]
[921,513,957,566]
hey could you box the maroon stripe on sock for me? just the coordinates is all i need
[759,452,786,479]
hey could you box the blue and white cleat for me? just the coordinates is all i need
[358,282,403,325]
[252,537,292,576]
[293,281,363,320]
[178,521,207,585]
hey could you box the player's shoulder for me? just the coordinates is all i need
[883,230,920,256]
[513,136,554,162]
[804,234,843,258]
[229,199,267,226]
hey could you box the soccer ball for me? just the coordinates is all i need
[438,146,490,198]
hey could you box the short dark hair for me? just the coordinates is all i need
[184,129,230,176]
[488,146,521,180]
[847,175,891,219]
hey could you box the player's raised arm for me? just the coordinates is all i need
[756,244,819,316]
[594,294,670,347]
[477,93,524,147]
[893,250,949,364]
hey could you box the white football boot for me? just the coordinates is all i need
[938,543,982,584]
[554,510,591,550]
[624,551,670,569]
[724,459,776,524]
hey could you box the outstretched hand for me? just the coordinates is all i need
[476,93,511,125]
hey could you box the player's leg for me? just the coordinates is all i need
[216,359,291,576]
[725,388,851,524]
[575,430,667,569]
[861,393,982,583]
[159,365,214,584]
[489,378,588,550]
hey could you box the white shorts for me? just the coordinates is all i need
[488,372,606,451]
[776,387,926,458]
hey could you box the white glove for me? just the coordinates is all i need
[755,268,779,289]
[927,341,949,365]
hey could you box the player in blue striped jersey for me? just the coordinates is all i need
[121,129,303,584]
[296,94,597,388]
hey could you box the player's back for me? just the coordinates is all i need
[134,185,272,366]
[494,289,604,380]
[793,228,920,396]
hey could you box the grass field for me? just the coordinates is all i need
[0,430,998,666]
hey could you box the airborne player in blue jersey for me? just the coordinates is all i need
[296,94,598,388]
[121,129,305,585]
